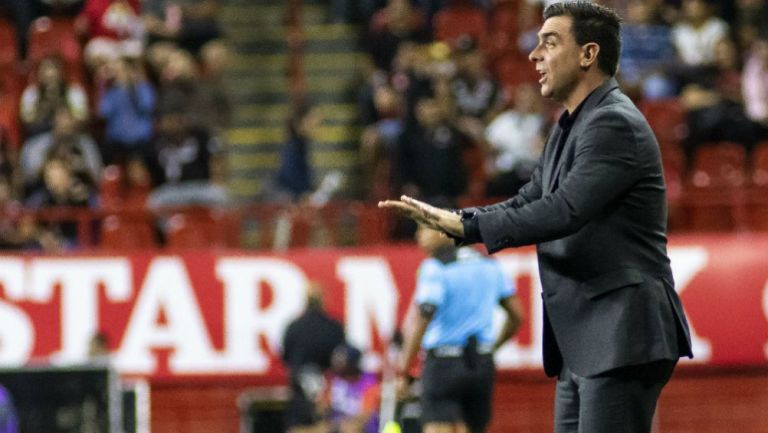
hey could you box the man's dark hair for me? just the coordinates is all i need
[543,1,622,76]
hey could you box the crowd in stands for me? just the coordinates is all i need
[0,0,230,251]
[0,0,767,252]
[348,0,768,234]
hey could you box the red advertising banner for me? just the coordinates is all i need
[0,234,766,382]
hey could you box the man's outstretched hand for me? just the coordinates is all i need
[378,195,464,238]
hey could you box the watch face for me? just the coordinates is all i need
[461,210,476,221]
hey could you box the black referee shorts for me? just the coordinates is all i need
[421,351,495,432]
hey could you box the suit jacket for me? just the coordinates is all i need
[467,78,693,377]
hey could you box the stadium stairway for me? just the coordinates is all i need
[220,0,292,202]
[221,0,367,202]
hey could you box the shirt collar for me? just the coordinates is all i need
[557,97,587,131]
[556,84,604,131]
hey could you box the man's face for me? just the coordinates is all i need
[529,16,583,104]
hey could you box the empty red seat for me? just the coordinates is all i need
[494,54,539,88]
[433,4,488,48]
[99,214,156,249]
[165,211,218,249]
[0,17,18,69]
[688,142,747,188]
[750,141,768,187]
[0,75,21,149]
[356,205,392,246]
[99,165,123,209]
[27,17,84,81]
[488,0,522,56]
[638,98,687,150]
[744,185,768,231]
[680,188,742,232]
[679,142,748,231]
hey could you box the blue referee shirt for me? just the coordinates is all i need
[414,248,515,349]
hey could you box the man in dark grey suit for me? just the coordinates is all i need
[379,2,693,432]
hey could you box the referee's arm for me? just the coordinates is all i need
[397,302,435,378]
[494,296,524,352]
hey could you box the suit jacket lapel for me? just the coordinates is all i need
[542,127,562,190]
[545,78,620,193]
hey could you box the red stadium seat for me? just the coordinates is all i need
[165,210,218,249]
[433,4,488,48]
[679,142,748,231]
[0,74,21,149]
[750,141,768,187]
[743,142,768,231]
[99,214,156,249]
[680,188,742,232]
[488,1,521,56]
[663,158,685,231]
[27,17,84,81]
[688,142,747,188]
[494,54,539,89]
[99,165,124,209]
[462,144,487,200]
[744,186,768,231]
[356,205,392,246]
[638,98,687,150]
[0,17,18,69]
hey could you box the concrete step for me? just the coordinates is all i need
[220,4,285,26]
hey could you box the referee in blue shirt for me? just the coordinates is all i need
[397,225,523,433]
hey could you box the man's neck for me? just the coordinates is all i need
[563,74,609,113]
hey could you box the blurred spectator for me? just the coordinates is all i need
[360,83,405,200]
[483,83,546,197]
[144,40,178,82]
[450,38,504,142]
[331,0,385,24]
[86,331,111,365]
[20,107,102,191]
[0,126,20,200]
[142,0,222,55]
[672,0,729,69]
[417,0,491,31]
[395,95,470,205]
[0,384,19,433]
[734,0,768,49]
[197,40,233,134]
[98,56,156,165]
[680,37,757,161]
[323,344,380,433]
[156,48,210,132]
[366,0,429,72]
[77,0,144,71]
[264,104,324,203]
[0,136,55,251]
[37,0,84,14]
[145,106,228,209]
[619,0,678,100]
[25,155,97,248]
[20,56,89,138]
[281,283,345,433]
[742,32,768,140]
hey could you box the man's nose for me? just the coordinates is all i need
[529,46,542,63]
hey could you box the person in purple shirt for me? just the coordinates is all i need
[0,384,18,433]
[325,344,380,433]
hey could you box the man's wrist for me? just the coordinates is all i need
[452,209,482,244]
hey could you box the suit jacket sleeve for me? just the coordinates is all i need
[477,109,641,254]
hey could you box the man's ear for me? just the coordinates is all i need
[580,43,600,69]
